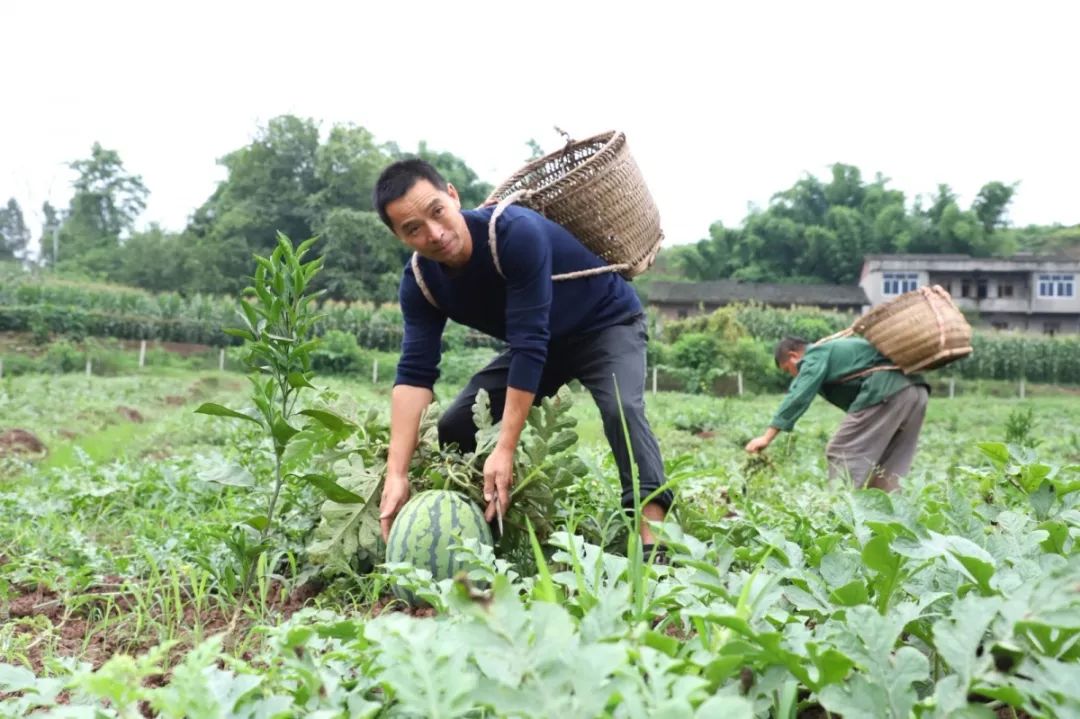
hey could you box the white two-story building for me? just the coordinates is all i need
[860,254,1080,334]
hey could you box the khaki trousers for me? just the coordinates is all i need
[826,384,929,492]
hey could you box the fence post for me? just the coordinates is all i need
[219,348,226,372]
[372,359,379,384]
[85,358,92,377]
[139,340,147,368]
[652,366,658,396]
[0,358,4,380]
[737,371,744,397]
[1019,376,1026,400]
[948,377,955,399]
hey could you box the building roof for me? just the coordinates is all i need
[648,280,869,307]
[863,254,1080,271]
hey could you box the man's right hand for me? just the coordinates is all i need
[379,475,411,542]
[745,435,771,454]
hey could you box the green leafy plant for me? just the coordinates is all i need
[304,385,589,576]
[194,234,361,611]
[1004,405,1041,449]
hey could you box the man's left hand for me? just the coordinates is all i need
[483,446,514,522]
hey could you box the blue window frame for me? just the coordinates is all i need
[882,272,919,296]
[1037,274,1075,298]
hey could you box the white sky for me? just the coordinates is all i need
[2,0,1078,254]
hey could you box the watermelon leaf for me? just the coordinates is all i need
[306,456,384,567]
[298,473,365,504]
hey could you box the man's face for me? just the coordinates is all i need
[385,179,472,267]
[779,350,804,377]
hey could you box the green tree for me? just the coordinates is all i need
[972,181,1016,234]
[185,115,322,293]
[674,222,739,280]
[661,164,1017,285]
[309,124,391,219]
[823,163,866,209]
[51,144,148,274]
[0,198,31,261]
[182,116,491,297]
[67,143,148,238]
[408,141,493,208]
[310,209,408,303]
[110,225,204,292]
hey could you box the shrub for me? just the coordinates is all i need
[310,330,367,374]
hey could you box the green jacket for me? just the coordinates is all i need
[769,337,927,432]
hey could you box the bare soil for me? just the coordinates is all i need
[2,571,331,673]
[0,429,47,457]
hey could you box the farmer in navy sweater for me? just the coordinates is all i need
[374,159,672,554]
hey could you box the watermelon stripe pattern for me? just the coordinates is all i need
[385,489,493,586]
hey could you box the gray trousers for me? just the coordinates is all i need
[826,384,929,492]
[437,314,673,511]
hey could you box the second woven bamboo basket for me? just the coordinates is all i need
[821,285,973,373]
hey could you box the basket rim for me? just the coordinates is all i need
[485,130,624,204]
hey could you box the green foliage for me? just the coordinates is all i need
[3,373,1080,716]
[658,306,794,391]
[0,198,31,261]
[0,270,506,361]
[46,142,149,275]
[310,329,367,374]
[661,304,748,344]
[668,164,1020,284]
[194,234,365,607]
[662,303,1080,387]
[308,208,407,303]
[23,116,491,298]
[5,435,1080,717]
[1004,406,1041,450]
[179,115,489,297]
[409,140,494,209]
[305,385,587,576]
[670,332,722,373]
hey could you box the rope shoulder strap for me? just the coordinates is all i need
[410,252,439,311]
[832,364,901,384]
[411,194,635,311]
[488,192,631,281]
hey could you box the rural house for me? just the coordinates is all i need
[860,254,1080,334]
[647,280,869,320]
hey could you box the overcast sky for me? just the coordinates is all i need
[2,0,1078,253]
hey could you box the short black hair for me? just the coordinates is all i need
[774,336,808,367]
[373,159,449,230]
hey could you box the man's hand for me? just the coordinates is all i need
[483,446,514,522]
[379,474,411,542]
[745,426,781,454]
[745,435,772,454]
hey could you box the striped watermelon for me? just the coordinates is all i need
[385,489,493,591]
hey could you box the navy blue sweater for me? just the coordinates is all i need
[394,205,643,393]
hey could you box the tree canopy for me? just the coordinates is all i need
[669,164,1022,285]
[45,116,492,299]
[0,198,31,261]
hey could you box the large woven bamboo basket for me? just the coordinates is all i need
[484,131,663,278]
[853,285,973,373]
